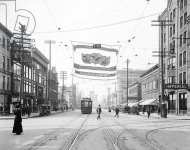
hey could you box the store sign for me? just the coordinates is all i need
[164,84,189,89]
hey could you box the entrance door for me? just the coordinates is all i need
[179,93,187,114]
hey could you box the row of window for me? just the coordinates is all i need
[142,79,159,91]
[180,0,187,11]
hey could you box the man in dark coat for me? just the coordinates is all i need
[12,103,23,135]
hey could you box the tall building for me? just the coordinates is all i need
[0,22,12,113]
[117,69,145,104]
[159,0,190,114]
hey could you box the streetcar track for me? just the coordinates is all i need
[21,113,85,150]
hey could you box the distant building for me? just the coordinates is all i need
[48,67,58,110]
[0,22,12,113]
[128,82,141,104]
[117,69,145,104]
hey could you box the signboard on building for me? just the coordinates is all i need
[164,84,189,89]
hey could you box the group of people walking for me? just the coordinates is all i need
[96,104,120,119]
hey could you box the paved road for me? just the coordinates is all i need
[0,110,190,150]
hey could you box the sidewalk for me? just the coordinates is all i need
[0,110,63,120]
[139,112,190,120]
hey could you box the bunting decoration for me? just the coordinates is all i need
[72,42,119,79]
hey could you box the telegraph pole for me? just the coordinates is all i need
[152,19,173,118]
[44,40,55,106]
[126,59,129,107]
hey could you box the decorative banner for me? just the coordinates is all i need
[75,70,116,77]
[74,63,116,71]
[82,53,110,66]
[72,42,118,78]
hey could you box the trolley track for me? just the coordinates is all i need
[20,113,87,150]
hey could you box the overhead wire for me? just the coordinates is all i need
[34,11,161,34]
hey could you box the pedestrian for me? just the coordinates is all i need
[147,106,151,119]
[27,104,31,118]
[115,105,120,118]
[96,104,102,120]
[12,103,23,135]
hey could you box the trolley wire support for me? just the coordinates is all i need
[151,19,173,118]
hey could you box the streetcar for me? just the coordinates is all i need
[81,98,92,114]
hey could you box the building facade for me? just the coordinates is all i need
[160,0,190,114]
[0,23,12,113]
[128,82,141,104]
[117,69,144,104]
[140,65,160,101]
[11,47,49,113]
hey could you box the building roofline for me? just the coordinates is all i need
[0,22,13,37]
[32,47,49,64]
[140,64,159,77]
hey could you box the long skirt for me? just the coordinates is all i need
[12,117,23,134]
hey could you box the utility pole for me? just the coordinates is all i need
[152,19,173,118]
[60,71,67,111]
[44,40,55,106]
[126,59,129,107]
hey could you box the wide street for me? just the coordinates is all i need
[0,110,190,150]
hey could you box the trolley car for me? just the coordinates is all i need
[81,98,92,114]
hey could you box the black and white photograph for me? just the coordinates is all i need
[0,0,190,149]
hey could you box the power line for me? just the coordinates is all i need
[34,12,161,34]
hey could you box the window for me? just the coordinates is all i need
[184,12,187,24]
[173,24,175,35]
[7,58,10,71]
[7,77,10,90]
[2,37,5,48]
[180,16,183,28]
[183,51,186,65]
[180,34,183,47]
[7,39,10,50]
[3,56,5,70]
[173,9,176,19]
[170,27,172,37]
[183,72,186,84]
[170,12,173,21]
[3,76,6,89]
[179,53,182,67]
[179,73,182,84]
[164,33,166,43]
[184,0,187,8]
[183,31,187,44]
[180,0,183,10]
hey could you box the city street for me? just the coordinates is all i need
[1,110,190,150]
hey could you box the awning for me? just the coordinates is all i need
[139,99,158,106]
[128,102,138,107]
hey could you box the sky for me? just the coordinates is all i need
[0,0,168,101]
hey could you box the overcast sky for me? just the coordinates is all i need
[0,0,167,99]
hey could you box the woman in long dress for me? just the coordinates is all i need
[12,103,23,135]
